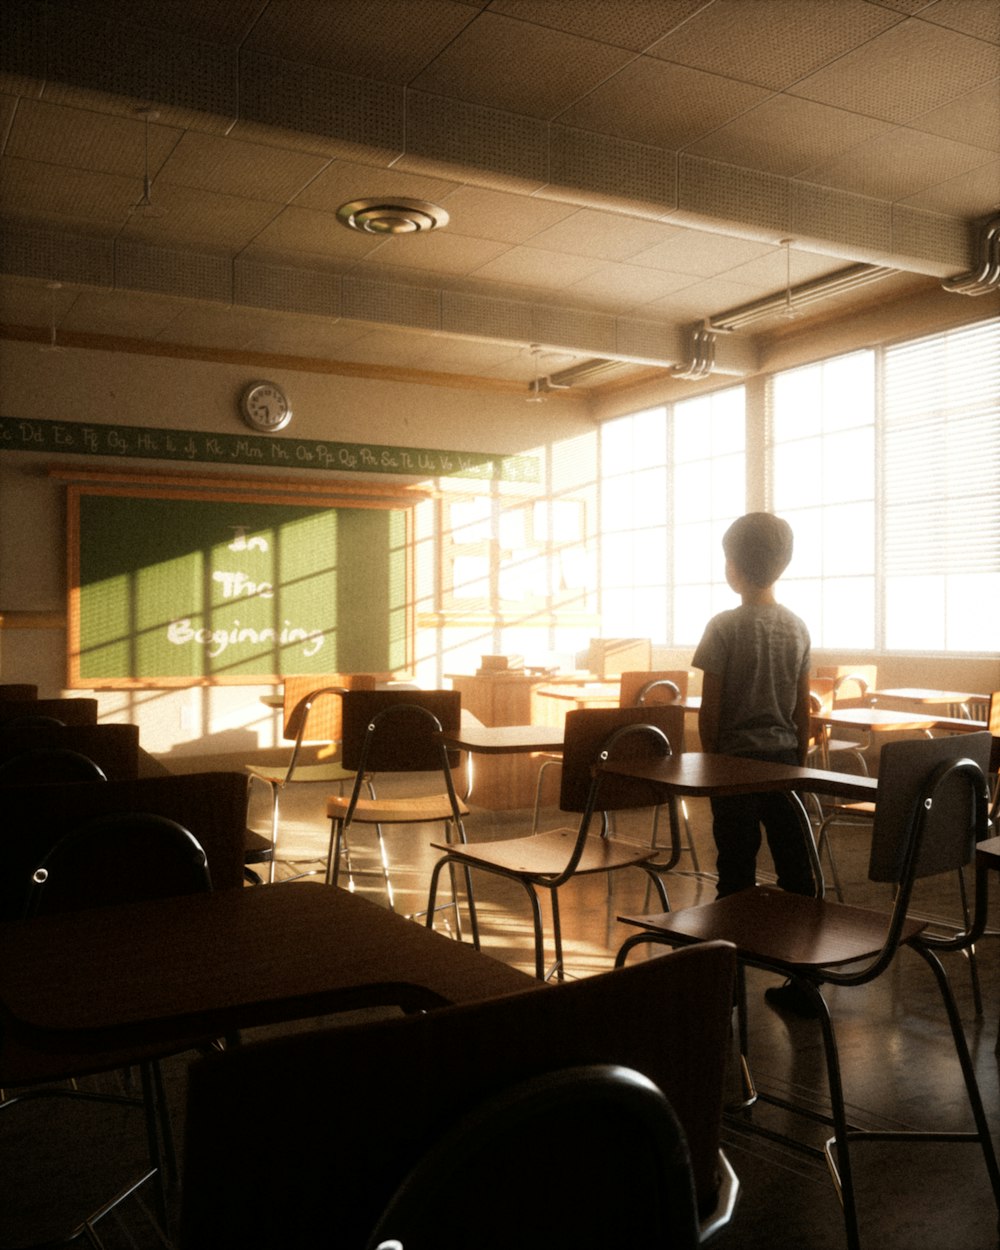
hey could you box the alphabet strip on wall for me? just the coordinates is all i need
[0,416,539,483]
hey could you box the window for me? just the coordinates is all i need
[768,317,999,654]
[882,319,1000,652]
[768,351,876,648]
[599,388,746,646]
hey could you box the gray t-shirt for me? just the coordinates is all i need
[692,603,811,756]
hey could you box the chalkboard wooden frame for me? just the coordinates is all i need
[67,479,415,688]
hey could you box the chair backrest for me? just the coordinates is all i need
[281,673,378,741]
[0,771,248,920]
[340,690,462,773]
[815,664,877,706]
[868,731,992,885]
[618,669,690,707]
[0,723,140,781]
[24,811,212,918]
[0,684,38,700]
[559,704,685,814]
[0,746,108,785]
[180,939,736,1250]
[366,1066,701,1250]
[0,698,99,727]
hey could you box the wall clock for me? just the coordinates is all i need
[239,380,292,433]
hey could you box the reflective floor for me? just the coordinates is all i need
[5,775,1000,1249]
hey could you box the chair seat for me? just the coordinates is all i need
[244,828,274,865]
[328,791,469,825]
[247,761,355,787]
[432,827,658,879]
[621,885,927,969]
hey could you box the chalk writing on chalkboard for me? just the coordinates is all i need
[69,486,411,686]
[1,416,538,483]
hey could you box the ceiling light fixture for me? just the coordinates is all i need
[336,198,449,236]
[135,107,165,218]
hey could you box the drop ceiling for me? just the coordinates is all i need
[0,0,997,394]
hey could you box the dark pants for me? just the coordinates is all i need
[710,748,816,899]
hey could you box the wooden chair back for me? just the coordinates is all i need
[559,704,685,814]
[0,723,140,781]
[0,771,247,921]
[281,674,377,742]
[340,690,462,773]
[815,665,877,707]
[868,731,991,884]
[0,698,99,727]
[180,940,736,1249]
[0,684,38,700]
[618,669,689,707]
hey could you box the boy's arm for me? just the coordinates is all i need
[794,669,813,765]
[698,671,723,754]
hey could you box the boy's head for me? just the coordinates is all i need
[722,512,793,589]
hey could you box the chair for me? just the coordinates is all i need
[365,1066,703,1250]
[616,730,999,1250]
[0,724,140,783]
[3,813,214,1243]
[179,940,738,1250]
[427,705,684,981]
[246,675,376,883]
[0,747,108,785]
[0,699,99,728]
[0,683,38,700]
[326,690,470,921]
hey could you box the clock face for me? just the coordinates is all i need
[240,381,291,432]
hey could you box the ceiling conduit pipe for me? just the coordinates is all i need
[941,215,1000,296]
[671,322,717,381]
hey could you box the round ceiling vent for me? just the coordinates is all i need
[336,198,450,236]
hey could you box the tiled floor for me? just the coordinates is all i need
[5,775,1000,1249]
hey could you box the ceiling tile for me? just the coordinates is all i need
[555,57,772,150]
[488,0,707,51]
[434,185,578,243]
[0,156,137,227]
[158,132,330,203]
[799,127,998,201]
[908,80,1000,152]
[245,0,481,84]
[246,316,375,359]
[155,304,283,350]
[468,245,609,288]
[632,229,776,278]
[0,274,81,328]
[54,0,266,48]
[0,93,20,145]
[686,96,896,178]
[790,18,1000,123]
[293,159,459,215]
[919,0,1000,44]
[245,206,385,261]
[522,209,681,262]
[646,0,902,90]
[5,100,180,179]
[898,158,1000,216]
[642,275,768,322]
[119,183,282,250]
[358,230,512,277]
[409,11,634,119]
[561,262,700,311]
[720,246,853,290]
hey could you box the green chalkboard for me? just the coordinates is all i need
[68,486,410,686]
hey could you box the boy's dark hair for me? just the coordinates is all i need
[722,512,794,588]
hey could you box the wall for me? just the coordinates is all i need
[0,337,591,761]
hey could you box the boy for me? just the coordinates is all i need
[692,512,814,904]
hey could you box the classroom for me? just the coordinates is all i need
[0,3,998,1248]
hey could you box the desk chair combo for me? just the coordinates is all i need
[326,690,471,929]
[2,812,213,1247]
[180,940,739,1250]
[245,674,376,883]
[616,731,998,1250]
[427,704,685,981]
